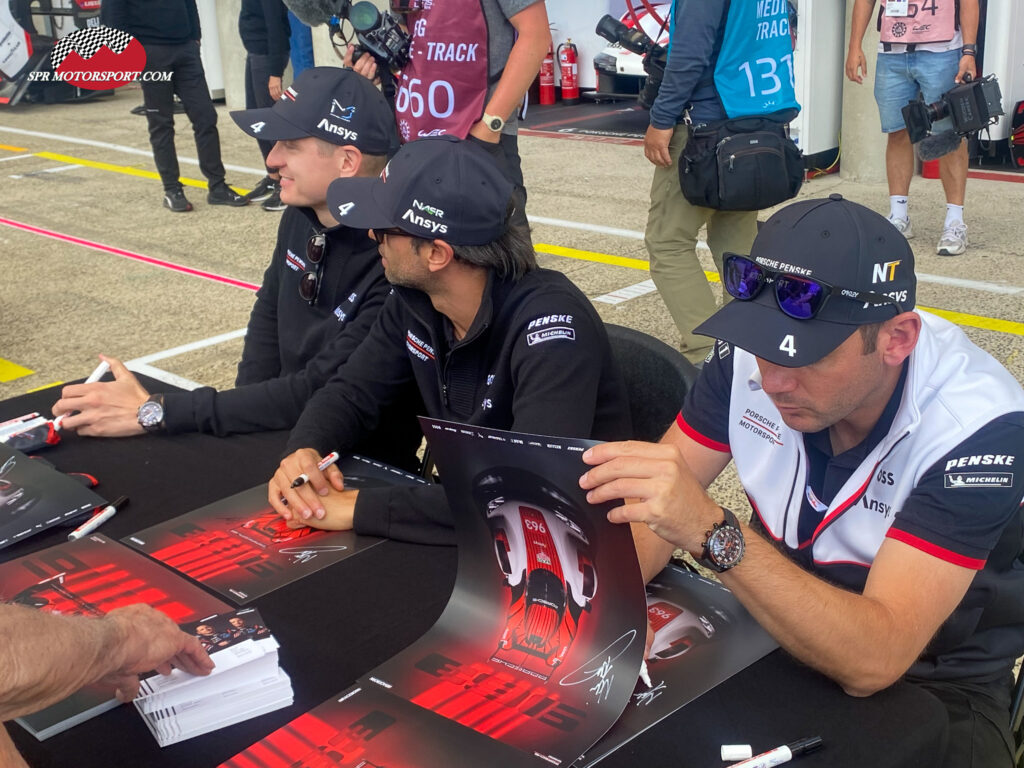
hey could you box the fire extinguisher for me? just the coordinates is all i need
[557,38,579,105]
[539,40,555,105]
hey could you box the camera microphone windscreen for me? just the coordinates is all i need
[917,130,963,161]
[283,0,339,27]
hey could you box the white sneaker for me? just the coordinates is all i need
[887,215,913,239]
[937,221,968,256]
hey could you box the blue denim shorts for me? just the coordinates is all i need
[874,48,960,133]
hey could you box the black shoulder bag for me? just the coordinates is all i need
[679,114,804,211]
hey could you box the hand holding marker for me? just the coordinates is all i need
[54,360,111,430]
[291,451,341,488]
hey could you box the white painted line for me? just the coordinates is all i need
[594,279,658,305]
[10,164,83,179]
[0,125,264,177]
[127,362,203,391]
[530,215,1024,296]
[0,154,34,163]
[529,215,644,241]
[127,328,248,366]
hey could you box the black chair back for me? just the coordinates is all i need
[605,324,700,442]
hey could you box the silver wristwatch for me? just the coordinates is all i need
[137,394,165,432]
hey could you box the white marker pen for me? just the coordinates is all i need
[68,496,129,541]
[728,736,823,768]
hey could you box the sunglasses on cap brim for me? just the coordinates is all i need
[722,253,905,321]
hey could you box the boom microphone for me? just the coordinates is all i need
[917,130,963,162]
[283,0,340,27]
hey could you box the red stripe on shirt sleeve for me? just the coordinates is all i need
[885,528,987,570]
[675,412,730,453]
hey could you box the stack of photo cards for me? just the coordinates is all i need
[135,608,293,747]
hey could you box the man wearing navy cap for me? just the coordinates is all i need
[581,195,1024,765]
[53,68,420,470]
[267,135,631,544]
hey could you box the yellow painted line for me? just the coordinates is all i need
[535,243,653,272]
[33,151,220,191]
[27,381,63,393]
[0,359,34,383]
[536,242,1024,337]
[0,143,28,152]
[919,307,1024,336]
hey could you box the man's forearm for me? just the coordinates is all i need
[0,607,122,721]
[718,525,968,697]
[483,10,550,121]
[960,0,979,45]
[847,0,875,50]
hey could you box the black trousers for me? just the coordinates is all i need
[913,675,1016,768]
[244,52,289,166]
[141,42,225,191]
[466,132,530,238]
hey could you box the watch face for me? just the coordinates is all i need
[708,526,744,568]
[138,400,163,428]
[489,118,502,130]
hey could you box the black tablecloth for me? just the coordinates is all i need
[2,381,949,768]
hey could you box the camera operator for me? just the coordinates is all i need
[644,0,797,365]
[345,0,550,233]
[846,0,978,256]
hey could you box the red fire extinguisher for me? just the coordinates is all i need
[557,39,579,105]
[539,40,555,105]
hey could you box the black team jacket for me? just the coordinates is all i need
[162,205,423,471]
[285,267,633,544]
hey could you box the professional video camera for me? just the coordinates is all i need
[594,14,667,110]
[902,74,1004,160]
[284,0,411,91]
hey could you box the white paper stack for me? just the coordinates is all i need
[133,609,293,747]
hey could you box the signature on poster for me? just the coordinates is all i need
[279,545,349,564]
[559,629,636,703]
[633,680,667,707]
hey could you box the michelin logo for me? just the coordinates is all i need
[944,472,1013,489]
[527,327,575,346]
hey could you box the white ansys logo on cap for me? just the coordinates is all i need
[317,100,359,141]
[402,200,447,235]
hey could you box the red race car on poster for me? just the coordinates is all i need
[477,469,596,681]
[646,595,716,662]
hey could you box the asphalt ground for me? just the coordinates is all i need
[1,83,1023,515]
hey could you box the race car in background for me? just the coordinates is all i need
[480,471,596,681]
[592,1,797,99]
[592,2,669,97]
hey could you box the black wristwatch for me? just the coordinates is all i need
[697,506,745,573]
[137,394,165,433]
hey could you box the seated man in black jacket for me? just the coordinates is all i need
[269,135,631,544]
[52,68,422,470]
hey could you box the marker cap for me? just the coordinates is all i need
[722,744,753,761]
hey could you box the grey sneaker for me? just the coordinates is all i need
[937,221,968,256]
[887,215,913,239]
[261,187,286,212]
[207,182,250,207]
[163,188,193,213]
[245,176,276,203]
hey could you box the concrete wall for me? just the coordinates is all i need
[840,0,887,183]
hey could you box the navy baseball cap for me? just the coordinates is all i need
[325,135,514,246]
[695,194,916,367]
[230,67,397,155]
